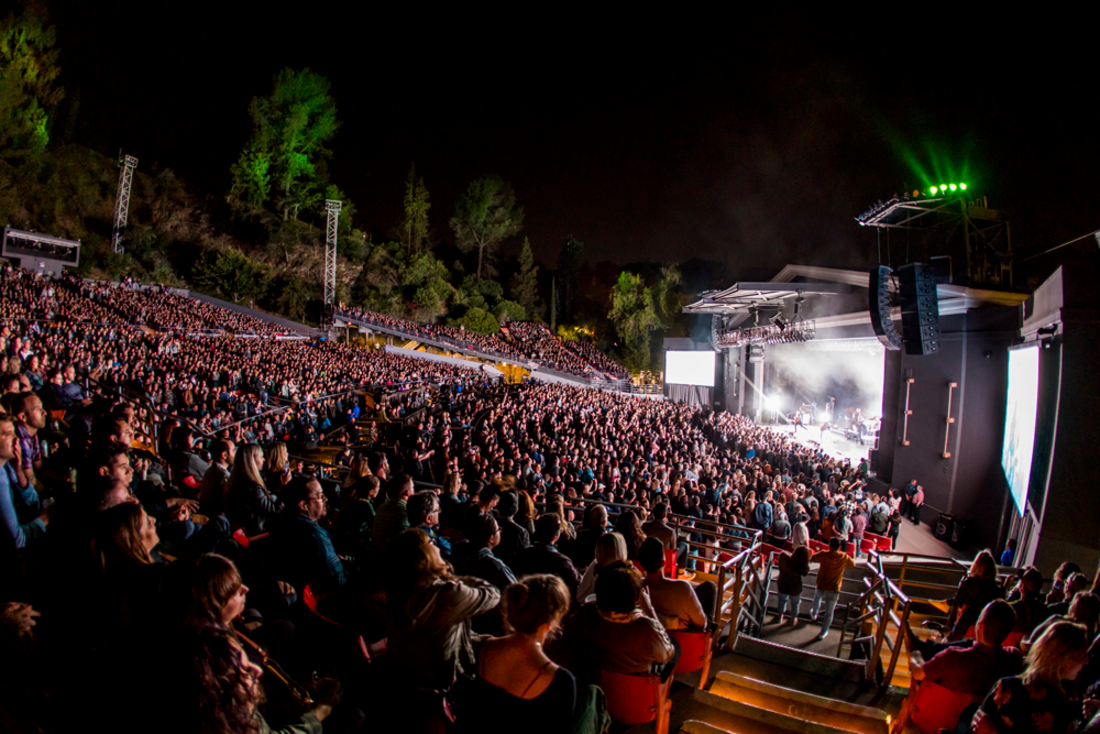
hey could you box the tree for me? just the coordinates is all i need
[511,236,540,316]
[449,175,524,280]
[399,164,431,255]
[493,300,527,323]
[462,307,499,335]
[0,4,64,161]
[556,235,584,323]
[608,271,662,371]
[194,248,269,305]
[229,68,340,220]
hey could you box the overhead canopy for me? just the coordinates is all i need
[682,281,853,316]
[683,264,1028,334]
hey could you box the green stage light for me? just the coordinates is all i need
[940,184,947,191]
[930,186,938,194]
[960,183,967,190]
[949,183,957,191]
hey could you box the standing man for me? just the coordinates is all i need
[809,537,856,641]
[901,479,918,518]
[907,485,924,526]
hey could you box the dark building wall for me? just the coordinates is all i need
[1032,316,1100,573]
[874,307,1017,551]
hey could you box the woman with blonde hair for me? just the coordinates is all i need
[264,441,290,489]
[341,452,372,491]
[971,621,1091,734]
[575,532,628,602]
[226,444,282,535]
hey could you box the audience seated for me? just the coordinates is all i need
[7,264,1100,733]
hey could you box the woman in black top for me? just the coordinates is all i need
[460,574,577,734]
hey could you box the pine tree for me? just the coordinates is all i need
[0,4,64,161]
[399,164,432,255]
[449,175,524,280]
[511,237,540,316]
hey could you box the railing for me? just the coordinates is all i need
[836,550,913,685]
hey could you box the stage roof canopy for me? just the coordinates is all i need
[682,281,853,315]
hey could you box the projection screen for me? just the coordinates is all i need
[1002,345,1040,517]
[665,351,715,387]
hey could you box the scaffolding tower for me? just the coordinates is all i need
[324,199,342,306]
[856,192,1013,288]
[112,155,138,254]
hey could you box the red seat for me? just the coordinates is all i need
[845,541,856,557]
[909,681,980,734]
[866,532,892,551]
[183,475,200,490]
[302,584,372,661]
[715,552,735,565]
[598,669,671,734]
[808,538,828,553]
[755,543,785,560]
[663,547,677,578]
[670,629,712,685]
[859,537,876,554]
[232,528,249,548]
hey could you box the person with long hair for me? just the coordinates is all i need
[575,531,628,602]
[948,549,1004,641]
[774,545,812,625]
[160,625,336,734]
[458,575,578,734]
[971,621,1091,734]
[384,528,501,691]
[613,509,646,562]
[264,441,291,490]
[227,444,283,535]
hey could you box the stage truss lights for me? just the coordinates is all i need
[930,186,938,194]
[713,319,816,349]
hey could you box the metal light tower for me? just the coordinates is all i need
[112,154,138,254]
[324,199,342,306]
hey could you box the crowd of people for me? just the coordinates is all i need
[335,305,628,380]
[4,265,1099,733]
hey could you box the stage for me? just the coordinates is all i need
[762,422,872,465]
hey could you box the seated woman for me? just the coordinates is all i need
[556,561,675,686]
[575,532,627,603]
[226,444,283,536]
[459,575,576,734]
[971,621,1091,734]
[159,625,336,734]
[384,529,501,691]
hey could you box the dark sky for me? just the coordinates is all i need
[46,3,1099,278]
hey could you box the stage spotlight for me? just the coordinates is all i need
[940,184,947,192]
[930,186,938,195]
[765,395,780,410]
[960,183,967,190]
[949,183,957,191]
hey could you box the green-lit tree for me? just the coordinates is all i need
[449,175,524,280]
[608,271,662,371]
[194,248,270,305]
[0,4,64,161]
[462,307,500,335]
[511,236,540,317]
[399,164,432,255]
[229,68,340,220]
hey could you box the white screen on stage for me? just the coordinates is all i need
[665,351,715,387]
[1002,345,1040,517]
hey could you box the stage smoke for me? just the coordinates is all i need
[765,342,885,419]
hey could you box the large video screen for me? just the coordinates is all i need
[665,350,715,387]
[1002,346,1040,517]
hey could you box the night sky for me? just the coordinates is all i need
[46,3,1099,279]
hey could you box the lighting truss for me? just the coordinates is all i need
[112,154,138,254]
[323,199,342,306]
[714,319,816,348]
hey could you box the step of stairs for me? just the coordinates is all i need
[694,672,890,734]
